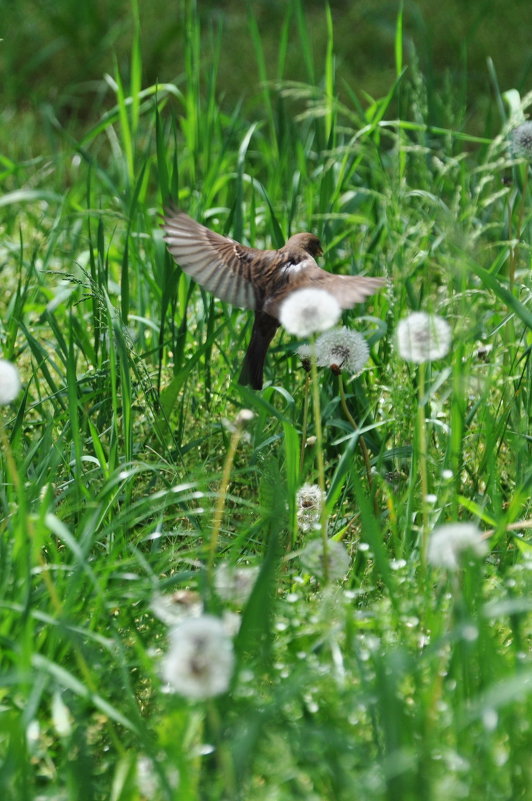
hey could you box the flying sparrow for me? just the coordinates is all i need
[163,210,385,389]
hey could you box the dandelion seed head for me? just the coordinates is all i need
[461,624,479,642]
[215,563,259,605]
[26,719,40,746]
[395,312,451,363]
[296,483,324,510]
[0,359,21,405]
[427,522,487,570]
[161,615,234,699]
[150,590,203,626]
[300,538,350,581]
[280,288,341,338]
[137,756,179,796]
[313,326,370,375]
[221,410,253,441]
[222,610,242,637]
[136,757,158,798]
[390,558,407,571]
[296,483,325,532]
[297,343,313,371]
[51,691,72,738]
[235,408,254,427]
[482,708,498,732]
[509,121,532,159]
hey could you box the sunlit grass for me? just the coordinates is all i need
[0,2,531,800]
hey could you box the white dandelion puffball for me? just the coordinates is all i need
[296,483,325,533]
[161,615,235,699]
[297,343,313,365]
[150,590,203,626]
[136,756,179,797]
[313,326,370,375]
[0,359,22,405]
[395,312,451,363]
[427,522,488,570]
[280,287,341,338]
[300,538,351,581]
[215,563,259,605]
[510,121,532,159]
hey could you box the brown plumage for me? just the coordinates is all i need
[163,210,385,389]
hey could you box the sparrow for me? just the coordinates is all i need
[163,210,385,389]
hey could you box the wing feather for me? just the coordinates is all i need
[163,209,386,317]
[163,210,259,310]
[322,274,387,308]
[263,269,386,317]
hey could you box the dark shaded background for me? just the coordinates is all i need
[2,0,531,134]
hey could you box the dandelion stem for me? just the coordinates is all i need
[417,362,430,560]
[0,413,22,497]
[508,165,529,286]
[309,342,329,582]
[299,371,311,474]
[207,701,237,795]
[338,374,375,500]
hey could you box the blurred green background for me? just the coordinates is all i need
[2,0,531,135]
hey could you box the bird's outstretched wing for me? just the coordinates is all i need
[262,265,386,317]
[311,272,386,309]
[163,210,270,310]
[163,209,386,317]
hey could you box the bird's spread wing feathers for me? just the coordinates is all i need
[163,211,261,310]
[262,267,386,317]
[163,209,386,315]
[315,273,387,309]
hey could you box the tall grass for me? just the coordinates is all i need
[1,2,531,800]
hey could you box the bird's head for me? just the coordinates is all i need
[285,232,323,258]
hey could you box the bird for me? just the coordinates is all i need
[162,209,385,389]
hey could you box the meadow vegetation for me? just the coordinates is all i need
[0,1,531,799]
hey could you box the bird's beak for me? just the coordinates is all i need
[317,245,324,257]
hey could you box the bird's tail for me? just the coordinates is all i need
[238,313,280,390]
